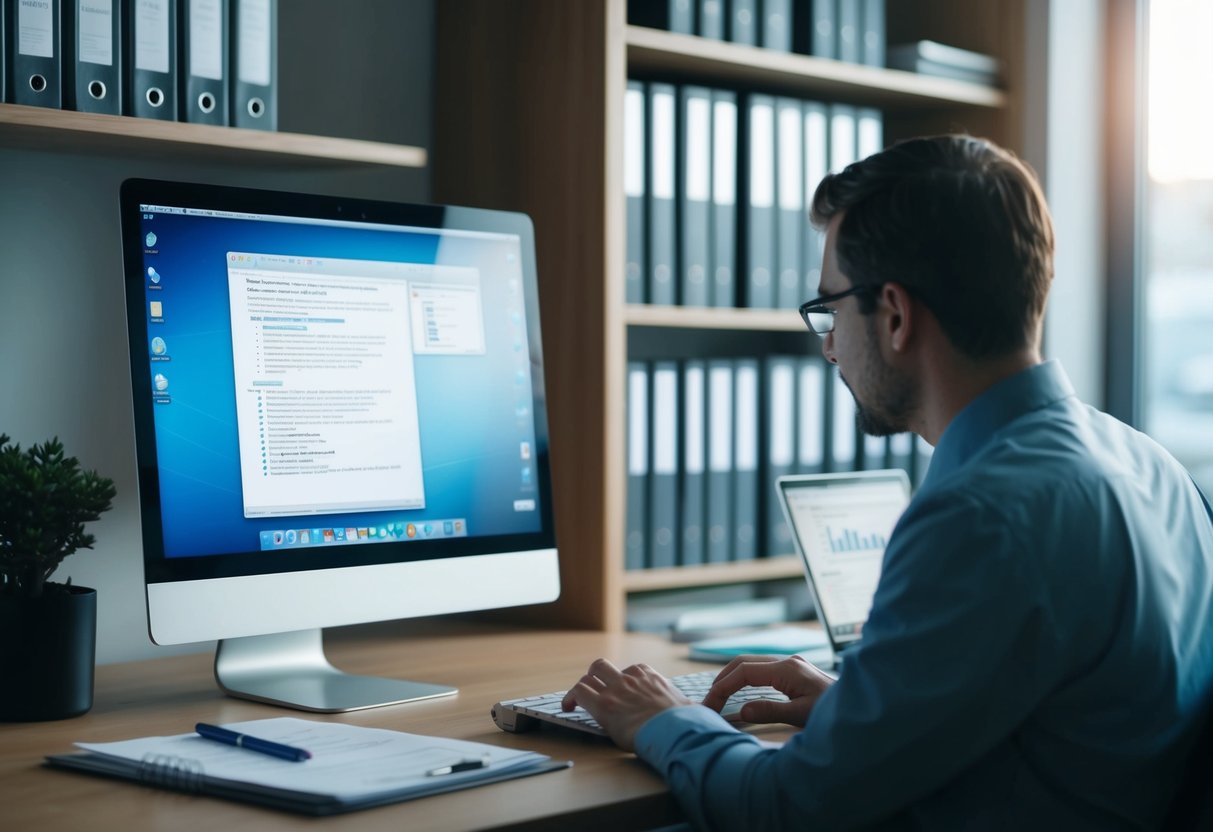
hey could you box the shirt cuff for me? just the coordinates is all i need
[635,705,738,763]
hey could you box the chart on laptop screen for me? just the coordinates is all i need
[784,478,908,636]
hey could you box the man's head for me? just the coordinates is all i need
[807,135,1055,436]
[810,135,1055,360]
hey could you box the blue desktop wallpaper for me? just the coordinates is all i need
[138,210,543,559]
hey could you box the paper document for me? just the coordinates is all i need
[75,717,550,801]
[688,626,832,663]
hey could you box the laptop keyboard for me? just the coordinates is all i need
[491,669,789,737]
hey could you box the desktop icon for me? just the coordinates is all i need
[147,267,161,284]
[443,521,453,535]
[521,466,532,485]
[453,520,464,534]
[322,529,335,542]
[150,337,167,356]
[149,301,163,318]
[145,232,157,247]
[299,530,311,544]
[520,441,531,460]
[423,523,433,536]
[368,526,378,537]
[285,529,297,545]
[406,523,417,538]
[334,528,346,541]
[345,527,358,540]
[312,529,323,542]
[153,373,169,392]
[272,531,284,545]
[357,528,369,539]
[380,527,390,539]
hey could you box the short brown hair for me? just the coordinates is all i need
[810,135,1054,359]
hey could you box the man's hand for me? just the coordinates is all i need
[561,658,693,751]
[701,654,834,727]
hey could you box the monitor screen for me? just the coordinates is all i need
[120,179,559,709]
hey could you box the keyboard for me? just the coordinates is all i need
[491,669,789,737]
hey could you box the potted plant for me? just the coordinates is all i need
[0,434,116,721]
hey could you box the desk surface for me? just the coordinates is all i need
[0,621,793,831]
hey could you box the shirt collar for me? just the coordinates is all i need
[922,360,1076,487]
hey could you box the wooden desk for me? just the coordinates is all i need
[0,622,791,831]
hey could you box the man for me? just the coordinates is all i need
[563,135,1213,829]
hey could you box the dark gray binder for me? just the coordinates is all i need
[836,0,859,62]
[628,0,693,33]
[126,0,177,120]
[710,89,737,307]
[764,357,797,556]
[801,100,829,300]
[65,0,122,114]
[830,369,856,472]
[857,105,882,159]
[760,0,790,51]
[697,0,723,38]
[796,358,825,474]
[743,93,776,308]
[733,359,759,561]
[647,82,677,305]
[775,96,803,309]
[862,433,888,470]
[829,102,857,172]
[861,0,884,67]
[230,0,275,129]
[679,84,712,307]
[625,80,647,304]
[7,0,61,108]
[180,0,227,124]
[705,359,734,563]
[680,360,706,566]
[649,361,680,569]
[729,0,756,45]
[792,0,834,58]
[626,362,650,570]
[889,432,913,476]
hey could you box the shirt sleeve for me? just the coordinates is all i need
[633,490,1064,830]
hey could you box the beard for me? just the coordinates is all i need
[839,321,916,437]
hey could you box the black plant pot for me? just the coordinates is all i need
[0,584,97,721]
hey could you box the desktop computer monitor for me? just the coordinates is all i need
[119,179,560,712]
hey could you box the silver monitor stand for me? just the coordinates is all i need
[214,629,457,713]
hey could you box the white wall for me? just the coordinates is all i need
[1024,0,1107,408]
[0,0,433,664]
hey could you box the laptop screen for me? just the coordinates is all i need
[778,471,910,648]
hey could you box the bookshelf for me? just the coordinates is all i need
[433,0,1025,632]
[0,103,427,169]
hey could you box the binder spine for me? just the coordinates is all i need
[761,0,790,51]
[743,94,775,309]
[626,362,650,570]
[66,0,122,114]
[836,0,860,63]
[625,80,647,304]
[649,361,680,569]
[138,753,204,793]
[9,0,62,108]
[710,89,737,308]
[679,85,711,308]
[732,359,760,561]
[802,100,829,300]
[648,83,677,305]
[775,97,803,309]
[1,0,7,102]
[180,0,226,124]
[729,0,756,45]
[126,0,177,120]
[680,360,706,566]
[230,0,274,129]
[861,0,884,67]
[697,0,722,39]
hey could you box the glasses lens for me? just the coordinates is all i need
[806,309,834,334]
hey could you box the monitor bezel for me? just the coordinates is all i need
[120,178,557,587]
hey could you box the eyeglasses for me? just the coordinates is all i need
[798,284,882,334]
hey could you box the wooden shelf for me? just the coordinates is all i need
[0,103,427,169]
[627,25,1006,110]
[624,556,803,592]
[625,303,807,331]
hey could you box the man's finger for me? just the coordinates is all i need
[588,657,625,683]
[702,660,786,711]
[562,678,603,712]
[737,697,805,726]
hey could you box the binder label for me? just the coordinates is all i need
[686,96,711,202]
[798,362,824,467]
[238,0,273,86]
[18,0,54,58]
[778,105,802,210]
[749,102,774,208]
[190,0,225,81]
[135,0,171,74]
[770,363,794,466]
[652,90,675,200]
[628,368,649,476]
[712,98,736,206]
[624,87,644,198]
[735,365,758,472]
[79,0,115,66]
[684,365,705,474]
[653,368,678,475]
[708,365,733,472]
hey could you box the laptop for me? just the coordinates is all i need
[776,470,911,666]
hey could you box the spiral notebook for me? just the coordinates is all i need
[45,717,569,816]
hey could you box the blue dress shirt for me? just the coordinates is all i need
[635,361,1213,830]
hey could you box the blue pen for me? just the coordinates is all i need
[195,723,312,762]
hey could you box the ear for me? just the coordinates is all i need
[881,282,915,353]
